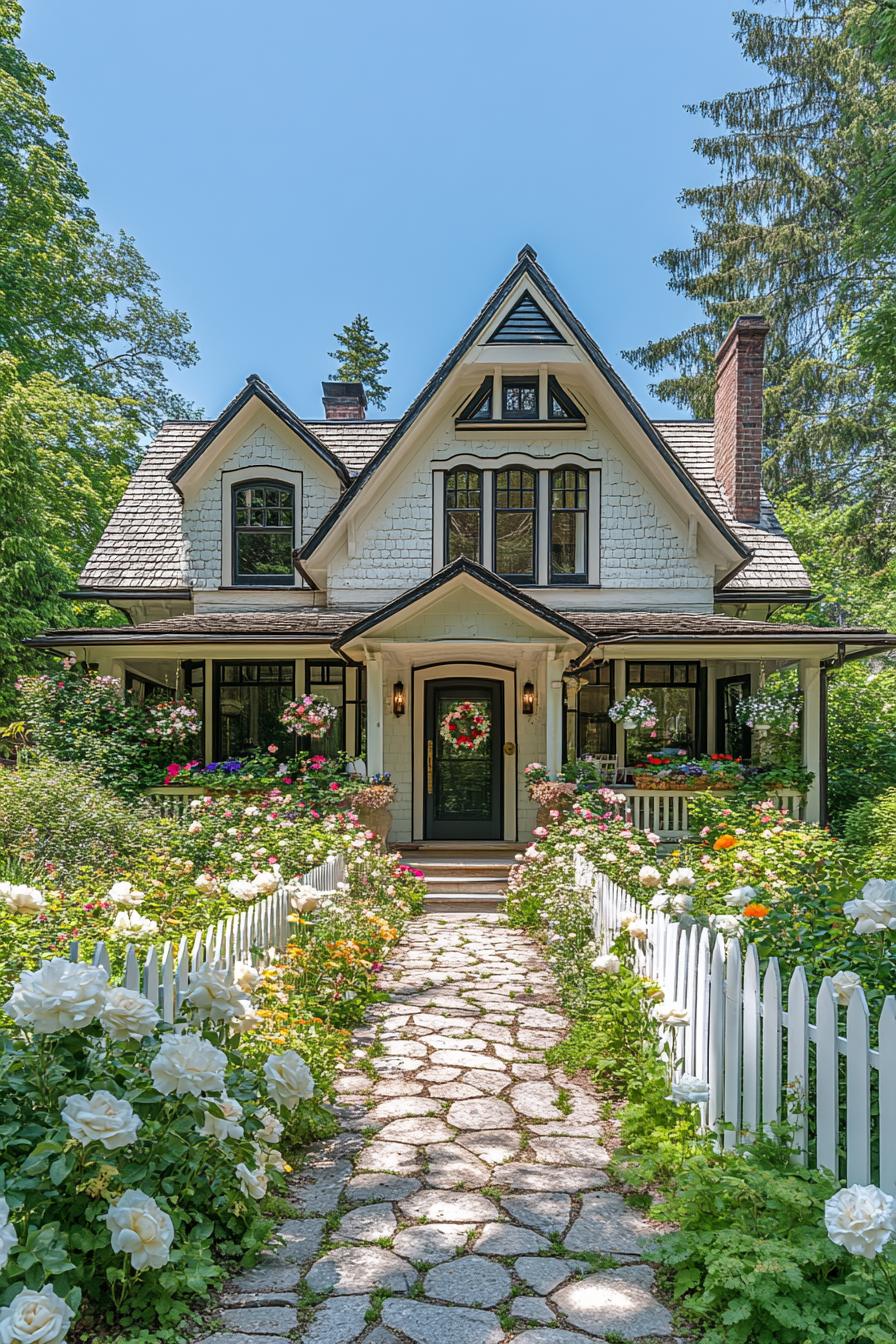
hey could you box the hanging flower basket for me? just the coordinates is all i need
[279,694,340,740]
[609,694,657,731]
[734,689,801,737]
[147,700,202,744]
[440,700,491,753]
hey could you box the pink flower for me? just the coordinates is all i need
[533,826,549,838]
[267,744,278,754]
[329,782,340,792]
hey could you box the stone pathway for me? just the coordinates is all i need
[200,913,677,1344]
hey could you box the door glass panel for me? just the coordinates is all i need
[433,691,492,822]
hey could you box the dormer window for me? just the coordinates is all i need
[232,480,295,586]
[547,376,581,420]
[502,379,538,420]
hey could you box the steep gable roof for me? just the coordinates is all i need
[297,246,750,568]
[168,374,351,490]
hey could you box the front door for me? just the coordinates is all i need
[424,679,503,840]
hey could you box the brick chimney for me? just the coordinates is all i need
[322,381,367,421]
[713,315,769,523]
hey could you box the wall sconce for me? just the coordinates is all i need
[392,681,406,716]
[521,681,535,715]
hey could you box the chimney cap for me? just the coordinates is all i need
[321,380,367,402]
[715,314,770,363]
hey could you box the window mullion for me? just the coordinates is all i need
[482,471,495,571]
[537,468,550,585]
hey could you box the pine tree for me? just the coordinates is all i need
[329,314,390,409]
[624,2,896,509]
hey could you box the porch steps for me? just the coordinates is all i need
[401,844,518,912]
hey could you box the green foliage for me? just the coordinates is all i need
[654,1139,896,1344]
[0,757,161,880]
[329,313,390,408]
[624,1,896,513]
[0,3,198,709]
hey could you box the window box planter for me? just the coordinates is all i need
[633,772,712,791]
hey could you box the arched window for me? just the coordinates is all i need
[232,480,295,585]
[550,467,588,582]
[494,467,537,582]
[444,468,482,564]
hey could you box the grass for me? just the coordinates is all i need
[555,1086,574,1115]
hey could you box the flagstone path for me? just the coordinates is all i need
[201,913,679,1344]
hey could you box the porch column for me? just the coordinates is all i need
[799,658,823,824]
[545,653,565,776]
[366,654,384,776]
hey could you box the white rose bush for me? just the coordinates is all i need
[0,951,324,1337]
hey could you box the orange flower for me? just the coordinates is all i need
[713,834,738,851]
[743,902,770,918]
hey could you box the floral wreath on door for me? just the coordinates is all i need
[440,700,491,753]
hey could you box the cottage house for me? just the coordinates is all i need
[31,247,894,840]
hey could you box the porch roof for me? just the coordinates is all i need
[27,601,895,657]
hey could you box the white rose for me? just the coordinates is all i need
[650,891,669,911]
[255,1107,284,1145]
[600,851,618,865]
[0,882,46,915]
[252,871,279,896]
[111,910,158,939]
[258,1145,288,1173]
[0,1287,73,1344]
[235,1161,268,1200]
[107,880,144,908]
[230,1004,263,1034]
[3,959,108,1034]
[667,867,695,889]
[188,820,203,835]
[638,866,662,889]
[184,964,252,1023]
[199,1093,244,1142]
[620,913,648,941]
[227,879,257,902]
[100,987,159,1043]
[61,1090,141,1151]
[150,1032,227,1097]
[725,885,758,909]
[653,1000,690,1026]
[243,805,261,818]
[710,913,743,938]
[824,1183,896,1258]
[233,960,262,993]
[843,882,896,935]
[263,1050,314,1109]
[0,1197,17,1270]
[830,970,862,1005]
[286,880,321,914]
[105,1189,174,1270]
[194,871,217,895]
[670,893,693,915]
[670,1074,710,1105]
[591,953,620,974]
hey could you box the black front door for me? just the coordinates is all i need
[424,679,503,840]
[716,674,752,759]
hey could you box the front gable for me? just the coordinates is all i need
[299,248,749,599]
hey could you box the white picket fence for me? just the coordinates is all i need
[68,854,345,1023]
[577,855,896,1196]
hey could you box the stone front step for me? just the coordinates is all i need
[407,851,516,910]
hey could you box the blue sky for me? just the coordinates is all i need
[22,0,759,423]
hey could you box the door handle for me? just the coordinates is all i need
[427,739,433,794]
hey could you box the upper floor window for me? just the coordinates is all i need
[502,378,538,420]
[494,467,537,582]
[444,468,482,563]
[232,481,295,586]
[550,467,588,582]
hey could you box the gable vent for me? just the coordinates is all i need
[487,292,565,344]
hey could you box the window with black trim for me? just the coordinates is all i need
[444,468,482,564]
[457,378,492,422]
[213,662,295,758]
[564,663,613,760]
[502,379,538,420]
[625,661,702,763]
[306,661,345,754]
[547,375,582,420]
[550,467,588,582]
[494,467,537,582]
[232,480,295,586]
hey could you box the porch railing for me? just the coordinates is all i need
[619,787,803,840]
[578,855,896,1196]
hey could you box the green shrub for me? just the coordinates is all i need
[0,758,161,880]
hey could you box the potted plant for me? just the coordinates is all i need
[609,693,657,733]
[347,773,396,844]
[524,762,577,826]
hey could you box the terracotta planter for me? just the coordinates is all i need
[633,773,710,791]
